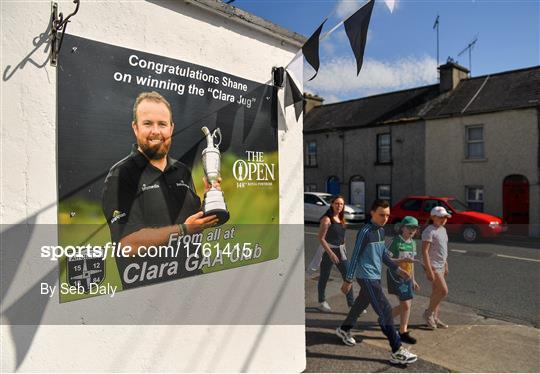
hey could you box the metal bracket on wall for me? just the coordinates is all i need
[50,0,80,66]
[272,66,285,88]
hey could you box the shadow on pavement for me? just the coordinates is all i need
[305,308,349,316]
[306,330,390,348]
[306,330,361,347]
[306,351,391,365]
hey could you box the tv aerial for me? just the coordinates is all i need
[458,36,478,75]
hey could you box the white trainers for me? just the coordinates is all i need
[336,327,356,346]
[423,309,437,330]
[390,346,418,364]
[319,301,331,312]
[435,316,449,329]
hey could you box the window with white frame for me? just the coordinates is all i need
[466,126,484,159]
[466,186,484,212]
[377,184,391,203]
[305,141,317,166]
[377,133,391,163]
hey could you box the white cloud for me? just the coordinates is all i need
[334,0,363,19]
[334,29,349,44]
[322,94,342,104]
[334,0,398,19]
[320,29,373,59]
[305,55,438,101]
[321,39,336,56]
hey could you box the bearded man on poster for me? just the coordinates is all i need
[102,91,218,257]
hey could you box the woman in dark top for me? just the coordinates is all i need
[317,195,354,311]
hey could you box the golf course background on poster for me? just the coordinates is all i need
[57,34,279,303]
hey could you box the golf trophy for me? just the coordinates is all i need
[201,126,230,225]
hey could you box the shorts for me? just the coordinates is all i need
[432,266,445,274]
[386,269,413,301]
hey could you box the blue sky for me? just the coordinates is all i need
[235,0,539,102]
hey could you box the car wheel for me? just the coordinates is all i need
[393,221,401,234]
[461,225,479,243]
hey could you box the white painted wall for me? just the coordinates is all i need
[1,1,305,371]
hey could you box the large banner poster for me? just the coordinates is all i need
[56,35,279,303]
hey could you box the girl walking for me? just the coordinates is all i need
[421,206,451,329]
[317,195,354,311]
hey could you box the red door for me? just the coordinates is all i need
[503,175,529,234]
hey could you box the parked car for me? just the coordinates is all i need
[304,192,365,223]
[390,196,506,242]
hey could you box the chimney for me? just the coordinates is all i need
[438,61,469,93]
[303,93,324,114]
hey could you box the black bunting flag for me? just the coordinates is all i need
[284,71,303,121]
[344,0,375,75]
[282,0,376,122]
[302,19,327,81]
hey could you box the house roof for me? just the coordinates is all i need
[188,0,307,48]
[304,65,540,133]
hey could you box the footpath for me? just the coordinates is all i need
[304,269,540,373]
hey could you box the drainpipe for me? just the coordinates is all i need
[390,125,393,204]
[339,130,345,194]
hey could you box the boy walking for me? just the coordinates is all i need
[336,200,418,365]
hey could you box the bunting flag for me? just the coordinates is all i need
[284,70,303,121]
[384,0,395,13]
[282,0,379,121]
[344,0,375,75]
[302,19,327,81]
[282,50,304,124]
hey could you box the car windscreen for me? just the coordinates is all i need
[448,198,469,212]
[319,195,333,204]
[304,194,321,204]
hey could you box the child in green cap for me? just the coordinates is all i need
[386,216,420,344]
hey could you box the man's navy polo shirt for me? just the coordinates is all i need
[102,145,201,243]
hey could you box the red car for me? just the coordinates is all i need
[390,196,505,242]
